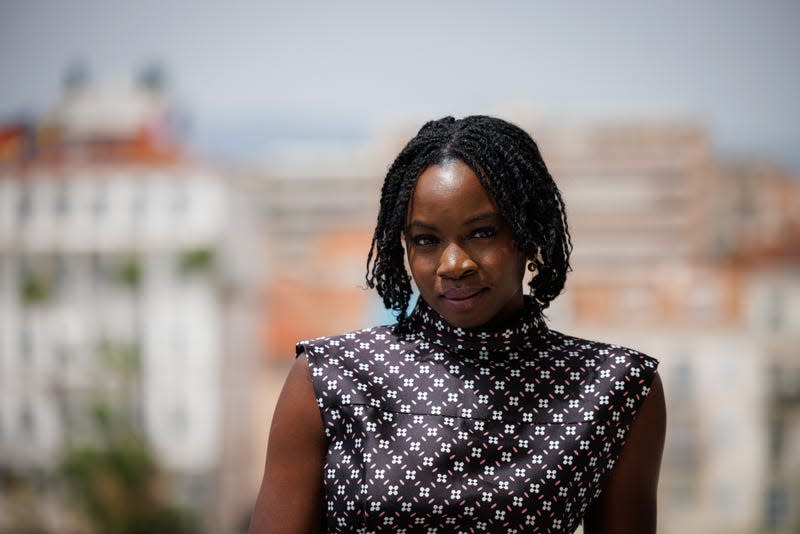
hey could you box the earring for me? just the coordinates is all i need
[528,248,543,278]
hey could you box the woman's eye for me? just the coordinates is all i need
[412,235,438,247]
[471,227,498,239]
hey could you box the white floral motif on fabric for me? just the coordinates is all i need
[297,297,658,533]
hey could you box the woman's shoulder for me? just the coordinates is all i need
[295,323,405,360]
[294,323,415,417]
[542,329,660,419]
[545,328,659,372]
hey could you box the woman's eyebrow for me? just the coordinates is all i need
[406,220,438,231]
[407,212,499,231]
[464,212,499,225]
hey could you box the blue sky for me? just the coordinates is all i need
[2,0,798,168]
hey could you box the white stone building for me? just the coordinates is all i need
[0,74,266,533]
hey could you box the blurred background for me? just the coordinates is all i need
[1,1,799,532]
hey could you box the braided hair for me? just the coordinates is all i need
[366,115,572,326]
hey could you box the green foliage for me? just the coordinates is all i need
[97,339,140,377]
[116,257,142,290]
[179,247,215,276]
[59,403,197,534]
[20,271,52,305]
[57,339,197,534]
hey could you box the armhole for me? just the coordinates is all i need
[627,354,660,422]
[295,339,311,359]
[607,351,660,467]
[295,339,329,417]
[583,351,660,520]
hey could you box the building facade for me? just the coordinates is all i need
[0,75,267,533]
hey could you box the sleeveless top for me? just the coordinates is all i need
[297,297,658,534]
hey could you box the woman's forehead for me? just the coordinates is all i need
[406,160,498,223]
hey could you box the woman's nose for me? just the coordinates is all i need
[436,242,477,280]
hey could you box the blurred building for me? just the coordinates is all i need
[250,139,393,360]
[529,116,800,534]
[0,70,266,532]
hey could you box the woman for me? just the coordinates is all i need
[250,116,666,533]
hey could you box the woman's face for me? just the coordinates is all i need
[404,159,526,329]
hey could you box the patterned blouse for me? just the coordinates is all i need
[297,297,658,533]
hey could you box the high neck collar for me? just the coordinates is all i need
[407,296,548,355]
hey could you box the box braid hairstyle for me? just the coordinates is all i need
[366,115,572,328]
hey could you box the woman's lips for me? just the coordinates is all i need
[441,287,488,311]
[443,287,485,300]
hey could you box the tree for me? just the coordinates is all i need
[59,341,197,534]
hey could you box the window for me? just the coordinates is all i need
[18,325,32,364]
[19,403,34,440]
[766,288,784,331]
[172,183,187,213]
[172,405,188,435]
[55,255,71,295]
[17,186,32,220]
[54,182,69,215]
[132,188,146,217]
[92,185,108,216]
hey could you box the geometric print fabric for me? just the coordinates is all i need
[298,297,658,533]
